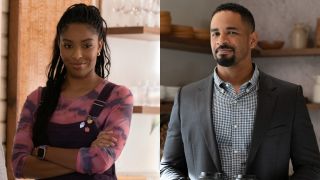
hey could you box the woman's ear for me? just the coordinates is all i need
[98,39,103,53]
[250,32,258,49]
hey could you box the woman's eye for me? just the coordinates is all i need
[83,44,92,48]
[63,44,72,49]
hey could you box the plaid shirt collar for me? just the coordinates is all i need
[213,64,260,94]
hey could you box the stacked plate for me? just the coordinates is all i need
[171,25,194,39]
[160,11,172,34]
[194,28,210,40]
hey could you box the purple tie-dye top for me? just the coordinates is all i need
[12,80,133,178]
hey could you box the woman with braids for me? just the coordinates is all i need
[12,3,133,179]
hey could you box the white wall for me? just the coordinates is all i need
[107,37,160,180]
[101,1,160,178]
[107,38,160,86]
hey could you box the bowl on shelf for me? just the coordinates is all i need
[258,40,284,50]
[160,11,172,34]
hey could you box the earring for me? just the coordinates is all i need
[97,52,101,56]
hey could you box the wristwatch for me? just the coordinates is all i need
[37,145,47,160]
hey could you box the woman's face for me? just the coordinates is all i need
[59,23,102,79]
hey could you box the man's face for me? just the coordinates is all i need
[210,11,257,67]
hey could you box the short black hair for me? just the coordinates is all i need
[211,3,255,32]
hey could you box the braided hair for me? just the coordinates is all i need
[32,3,111,146]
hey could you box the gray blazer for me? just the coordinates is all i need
[160,71,320,180]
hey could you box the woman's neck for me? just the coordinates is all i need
[61,73,103,98]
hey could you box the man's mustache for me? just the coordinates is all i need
[215,44,235,54]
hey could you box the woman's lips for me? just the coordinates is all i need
[71,63,86,70]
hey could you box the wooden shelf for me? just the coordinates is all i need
[107,26,160,41]
[256,48,320,57]
[133,105,160,114]
[307,103,320,110]
[161,35,211,54]
[161,101,320,114]
[161,35,320,57]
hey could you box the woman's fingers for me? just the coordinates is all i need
[91,139,112,148]
[91,130,118,148]
[97,132,118,142]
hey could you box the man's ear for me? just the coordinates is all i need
[250,32,258,49]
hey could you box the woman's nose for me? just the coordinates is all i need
[71,47,83,59]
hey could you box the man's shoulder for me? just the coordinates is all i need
[181,75,212,92]
[259,71,300,91]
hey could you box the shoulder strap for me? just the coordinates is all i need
[89,82,116,119]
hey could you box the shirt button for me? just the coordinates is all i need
[245,89,250,93]
[234,124,238,128]
[234,150,239,154]
[221,89,225,94]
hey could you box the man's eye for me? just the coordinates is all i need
[228,31,238,35]
[212,32,220,37]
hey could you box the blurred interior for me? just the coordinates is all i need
[0,0,160,179]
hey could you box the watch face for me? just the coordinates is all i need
[37,147,45,159]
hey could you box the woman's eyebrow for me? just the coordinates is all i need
[61,38,94,42]
[81,38,94,42]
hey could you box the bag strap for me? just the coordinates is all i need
[40,82,116,119]
[88,82,116,119]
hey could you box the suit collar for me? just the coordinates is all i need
[196,75,222,172]
[246,71,278,172]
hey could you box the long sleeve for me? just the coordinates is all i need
[160,89,189,179]
[290,86,320,179]
[12,88,41,178]
[76,85,133,174]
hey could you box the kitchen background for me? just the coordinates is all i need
[0,0,160,179]
[160,0,320,173]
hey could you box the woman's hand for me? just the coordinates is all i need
[91,130,118,148]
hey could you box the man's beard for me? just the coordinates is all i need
[213,44,236,67]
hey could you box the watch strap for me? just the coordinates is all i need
[37,145,47,160]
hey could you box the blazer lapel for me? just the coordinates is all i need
[196,75,222,172]
[246,72,278,171]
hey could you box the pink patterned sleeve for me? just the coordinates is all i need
[12,88,41,178]
[76,85,133,174]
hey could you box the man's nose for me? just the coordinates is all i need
[216,33,229,46]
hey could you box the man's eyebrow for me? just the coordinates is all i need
[226,27,238,31]
[210,27,239,32]
[210,28,219,32]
